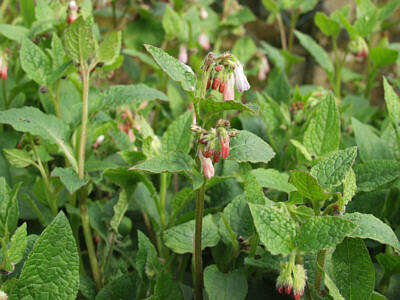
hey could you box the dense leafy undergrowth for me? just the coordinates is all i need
[0,0,400,299]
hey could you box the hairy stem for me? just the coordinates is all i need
[288,13,299,53]
[277,14,287,51]
[194,182,206,300]
[314,249,326,291]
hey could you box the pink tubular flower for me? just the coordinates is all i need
[258,56,270,81]
[178,44,188,64]
[223,74,235,101]
[199,150,214,179]
[220,136,229,159]
[198,33,210,51]
[0,56,7,80]
[69,1,78,12]
[234,62,250,92]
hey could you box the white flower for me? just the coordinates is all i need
[178,44,188,64]
[234,62,250,92]
[69,1,78,12]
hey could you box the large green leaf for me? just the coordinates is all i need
[96,31,121,65]
[310,147,357,188]
[294,30,334,75]
[200,98,258,115]
[3,148,35,168]
[110,189,129,232]
[20,38,52,85]
[352,118,392,162]
[0,107,78,171]
[8,223,27,265]
[303,93,340,157]
[229,130,275,164]
[249,204,297,256]
[163,214,220,254]
[161,111,193,153]
[354,160,400,192]
[64,17,95,62]
[232,36,257,65]
[370,47,398,69]
[0,179,20,237]
[100,84,167,109]
[145,44,197,92]
[289,171,330,202]
[342,213,400,251]
[10,212,79,300]
[130,151,202,189]
[150,270,182,300]
[204,265,248,300]
[316,264,345,300]
[136,231,161,279]
[0,24,29,42]
[251,168,296,194]
[96,273,138,300]
[297,216,357,253]
[52,168,88,194]
[314,12,340,37]
[332,238,374,300]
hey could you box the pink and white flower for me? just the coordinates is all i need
[234,62,250,92]
[258,56,270,81]
[220,136,229,159]
[223,74,235,101]
[198,33,210,51]
[199,149,214,179]
[0,56,7,80]
[69,1,78,12]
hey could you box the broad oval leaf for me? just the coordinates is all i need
[163,214,220,254]
[289,170,330,202]
[161,111,193,153]
[354,160,400,192]
[145,44,197,92]
[52,168,89,194]
[10,212,79,300]
[64,17,95,62]
[251,168,297,194]
[0,24,29,42]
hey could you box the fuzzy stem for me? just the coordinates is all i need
[78,64,101,291]
[193,182,206,300]
[159,172,168,229]
[48,87,62,119]
[277,14,287,51]
[288,12,299,53]
[314,249,326,291]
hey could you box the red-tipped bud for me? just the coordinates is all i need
[215,65,222,72]
[207,78,211,89]
[203,150,213,158]
[199,150,214,179]
[219,82,225,93]
[213,151,220,163]
[292,293,301,300]
[199,138,207,144]
[1,65,7,80]
[122,113,127,119]
[16,143,21,149]
[68,14,77,24]
[277,286,284,294]
[284,285,292,295]
[212,78,221,90]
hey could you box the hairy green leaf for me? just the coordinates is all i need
[64,17,95,62]
[161,111,193,153]
[52,168,88,194]
[354,160,400,192]
[289,171,330,202]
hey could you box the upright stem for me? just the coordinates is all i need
[78,65,101,291]
[159,172,168,229]
[276,14,287,51]
[314,249,326,291]
[48,87,62,119]
[194,182,206,300]
[288,13,299,53]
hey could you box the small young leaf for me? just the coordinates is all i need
[161,111,193,154]
[342,168,357,205]
[96,31,121,65]
[0,179,20,237]
[200,98,258,115]
[332,238,374,300]
[303,93,340,157]
[310,147,357,188]
[52,168,89,194]
[314,12,341,37]
[3,148,35,168]
[223,7,255,26]
[249,204,297,256]
[232,36,257,65]
[144,44,197,92]
[342,213,400,251]
[163,214,220,254]
[297,216,357,253]
[289,171,330,202]
[0,24,29,42]
[383,77,400,138]
[229,130,275,164]
[151,270,182,300]
[354,11,377,37]
[10,212,79,300]
[316,264,345,300]
[354,160,400,192]
[204,265,248,300]
[9,223,27,265]
[136,231,161,279]
[20,38,52,85]
[162,5,182,39]
[370,47,399,69]
[96,273,138,300]
[294,30,334,75]
[64,17,95,62]
[110,189,130,232]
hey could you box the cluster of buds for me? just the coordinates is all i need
[191,119,237,179]
[276,262,307,300]
[0,52,8,80]
[67,1,79,24]
[349,36,368,58]
[201,52,250,100]
[290,101,304,113]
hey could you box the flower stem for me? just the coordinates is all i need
[314,249,326,291]
[78,64,102,291]
[288,12,299,53]
[193,181,206,300]
[276,14,287,51]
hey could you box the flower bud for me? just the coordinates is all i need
[213,151,220,163]
[218,127,230,159]
[258,56,270,81]
[198,33,210,51]
[276,262,293,296]
[349,36,368,58]
[293,264,307,300]
[234,62,250,92]
[219,81,226,93]
[179,44,188,64]
[212,77,221,90]
[215,65,223,72]
[199,150,214,179]
[223,74,235,101]
[200,8,208,19]
[0,55,8,81]
[69,0,78,12]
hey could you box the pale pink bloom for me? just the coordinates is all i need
[188,103,196,125]
[68,12,78,24]
[234,62,250,92]
[69,1,78,12]
[220,136,229,159]
[258,56,270,81]
[127,129,135,142]
[223,74,235,101]
[178,44,188,64]
[198,33,210,51]
[199,150,214,179]
[92,135,105,149]
[0,57,6,80]
[200,8,208,19]
[138,101,148,110]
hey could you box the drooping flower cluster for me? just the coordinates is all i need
[201,52,250,100]
[276,262,307,300]
[349,36,368,58]
[191,119,237,179]
[68,1,79,24]
[0,52,8,80]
